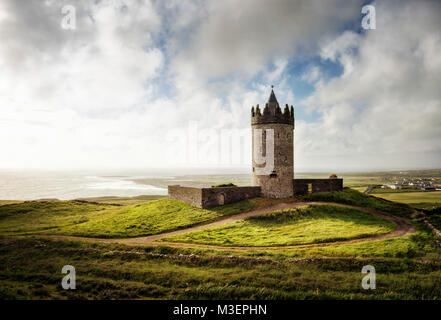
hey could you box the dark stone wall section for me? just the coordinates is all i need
[168,185,261,208]
[169,179,342,208]
[168,185,202,208]
[201,186,261,208]
[293,178,343,195]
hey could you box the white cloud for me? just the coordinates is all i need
[296,0,441,170]
[170,0,364,79]
[0,0,439,172]
[0,0,165,168]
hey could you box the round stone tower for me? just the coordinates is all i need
[251,88,295,198]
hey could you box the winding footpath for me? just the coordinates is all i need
[39,201,415,251]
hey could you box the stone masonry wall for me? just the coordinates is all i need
[201,186,261,208]
[252,123,294,198]
[293,178,343,196]
[168,185,202,208]
[168,185,261,208]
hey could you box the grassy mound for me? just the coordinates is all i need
[211,183,237,187]
[0,201,113,236]
[303,188,414,218]
[0,201,23,207]
[162,205,396,247]
[0,198,264,238]
[57,198,264,238]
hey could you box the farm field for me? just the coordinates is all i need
[338,169,441,189]
[372,191,441,211]
[369,187,427,194]
[372,191,441,204]
[349,186,368,193]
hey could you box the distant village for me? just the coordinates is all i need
[381,177,441,191]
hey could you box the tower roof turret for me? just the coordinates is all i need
[251,87,294,126]
[267,88,279,114]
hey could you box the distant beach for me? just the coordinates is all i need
[0,169,252,200]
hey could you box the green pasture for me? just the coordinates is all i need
[162,205,395,247]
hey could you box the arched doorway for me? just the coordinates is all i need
[217,193,226,205]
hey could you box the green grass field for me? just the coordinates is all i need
[0,198,268,238]
[1,236,440,300]
[302,188,414,218]
[372,191,441,204]
[74,195,167,205]
[370,187,424,194]
[57,198,265,238]
[1,188,441,300]
[0,201,115,236]
[372,191,441,211]
[350,186,368,193]
[0,200,23,206]
[162,205,395,247]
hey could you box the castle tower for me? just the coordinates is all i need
[251,88,295,198]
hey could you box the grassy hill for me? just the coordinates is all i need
[303,188,414,218]
[0,198,265,238]
[162,205,396,247]
[1,236,440,300]
[0,200,114,236]
[56,198,264,238]
[1,189,440,300]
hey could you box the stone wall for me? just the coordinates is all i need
[168,185,202,208]
[168,185,261,208]
[201,186,261,208]
[293,178,343,195]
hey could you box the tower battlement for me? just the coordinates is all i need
[251,103,294,125]
[251,88,294,126]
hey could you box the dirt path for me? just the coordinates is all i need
[37,201,415,250]
[364,185,376,194]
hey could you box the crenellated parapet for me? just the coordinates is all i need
[251,103,294,125]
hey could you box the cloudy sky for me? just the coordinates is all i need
[0,0,440,172]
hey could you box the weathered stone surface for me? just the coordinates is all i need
[252,121,294,198]
[293,178,343,195]
[167,185,202,207]
[168,185,261,208]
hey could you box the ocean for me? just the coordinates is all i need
[0,170,170,200]
[0,168,251,200]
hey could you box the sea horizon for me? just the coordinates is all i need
[1,167,439,201]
